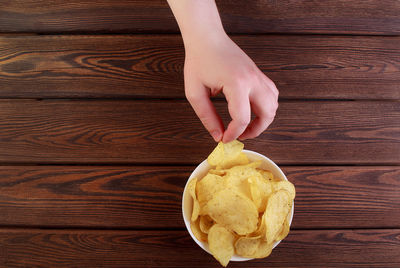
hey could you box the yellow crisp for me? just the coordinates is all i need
[263,190,292,244]
[199,215,214,234]
[207,140,247,169]
[208,224,235,267]
[190,217,207,242]
[203,189,258,235]
[187,178,199,222]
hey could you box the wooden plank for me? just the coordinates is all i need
[0,100,398,164]
[284,166,400,229]
[1,35,399,99]
[0,229,399,267]
[0,166,398,229]
[0,0,399,35]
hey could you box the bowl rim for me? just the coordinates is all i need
[182,149,294,262]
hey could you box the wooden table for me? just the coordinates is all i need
[0,1,399,267]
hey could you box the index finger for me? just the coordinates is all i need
[222,89,251,143]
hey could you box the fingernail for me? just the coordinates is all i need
[211,130,222,142]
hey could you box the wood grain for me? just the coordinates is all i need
[0,100,398,164]
[0,0,399,35]
[0,229,398,267]
[0,166,398,229]
[1,35,399,99]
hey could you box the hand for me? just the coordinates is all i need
[184,33,279,142]
[167,0,279,142]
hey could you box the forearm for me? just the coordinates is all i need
[167,0,227,49]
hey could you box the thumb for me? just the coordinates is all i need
[185,82,224,142]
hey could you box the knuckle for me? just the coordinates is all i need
[232,76,248,89]
[235,116,251,127]
[260,104,277,119]
[271,100,279,110]
[265,78,279,93]
[269,109,277,118]
[269,80,278,90]
[259,110,272,120]
[185,90,201,103]
[268,91,278,103]
[268,103,278,117]
[232,69,258,88]
[248,68,260,81]
[273,86,279,97]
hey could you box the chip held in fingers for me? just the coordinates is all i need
[188,140,296,267]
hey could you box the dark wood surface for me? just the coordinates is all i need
[1,1,399,267]
[1,0,400,35]
[0,100,398,164]
[1,35,399,99]
[0,229,399,267]
[0,166,398,229]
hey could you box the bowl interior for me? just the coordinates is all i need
[182,150,294,262]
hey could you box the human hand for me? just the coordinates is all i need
[167,0,278,142]
[184,33,279,142]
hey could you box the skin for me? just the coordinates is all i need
[167,0,279,142]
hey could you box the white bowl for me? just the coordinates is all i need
[182,149,294,262]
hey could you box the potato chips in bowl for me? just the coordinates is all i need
[182,140,295,267]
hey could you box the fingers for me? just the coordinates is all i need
[222,89,251,143]
[185,82,224,142]
[239,83,278,140]
[238,113,274,141]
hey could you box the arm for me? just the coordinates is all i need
[167,0,278,142]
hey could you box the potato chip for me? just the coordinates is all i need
[234,236,261,258]
[251,213,266,237]
[224,175,252,201]
[276,219,290,242]
[223,162,262,200]
[207,142,225,167]
[235,236,274,259]
[248,175,273,212]
[199,215,214,234]
[224,162,262,178]
[252,240,273,258]
[196,173,224,208]
[273,180,296,200]
[248,178,262,209]
[276,207,292,241]
[217,162,261,199]
[219,152,249,169]
[208,168,226,176]
[208,224,235,267]
[226,161,262,178]
[204,189,258,235]
[207,140,247,169]
[222,140,243,155]
[190,218,208,242]
[187,178,199,222]
[263,190,292,244]
[257,169,275,182]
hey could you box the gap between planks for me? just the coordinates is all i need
[0,163,399,167]
[0,226,398,232]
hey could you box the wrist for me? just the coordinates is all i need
[168,0,227,50]
[182,27,228,52]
